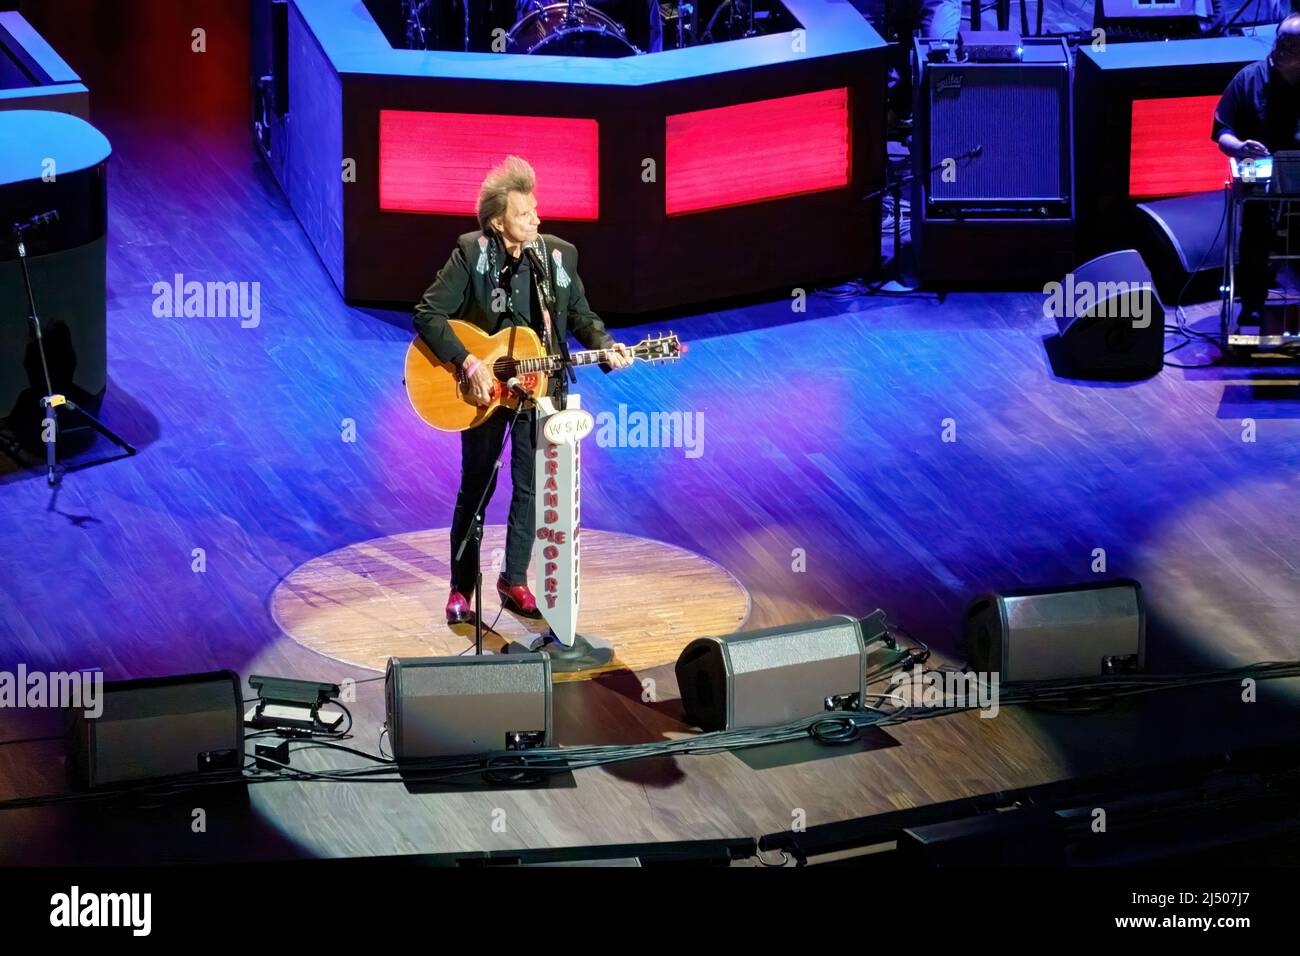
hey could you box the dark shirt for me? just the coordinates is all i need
[1212,57,1300,152]
[499,252,542,335]
[498,250,562,398]
[497,251,527,322]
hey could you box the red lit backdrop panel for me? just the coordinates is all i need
[379,110,600,219]
[1129,95,1226,200]
[665,87,851,216]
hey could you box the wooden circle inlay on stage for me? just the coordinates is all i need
[269,527,750,681]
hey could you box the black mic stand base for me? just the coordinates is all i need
[16,229,135,487]
[508,630,614,673]
[40,394,137,487]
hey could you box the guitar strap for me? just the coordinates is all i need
[544,241,578,390]
[526,264,571,410]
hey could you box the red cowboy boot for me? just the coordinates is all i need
[445,589,473,626]
[496,575,544,620]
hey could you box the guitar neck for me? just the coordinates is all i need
[517,349,616,375]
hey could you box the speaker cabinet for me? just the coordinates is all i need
[911,37,1075,285]
[1134,190,1225,305]
[675,615,884,732]
[385,654,553,759]
[1048,249,1165,379]
[964,580,1145,682]
[66,670,244,789]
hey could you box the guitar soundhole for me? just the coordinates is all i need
[491,357,516,381]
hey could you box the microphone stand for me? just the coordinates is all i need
[862,145,982,293]
[14,224,135,485]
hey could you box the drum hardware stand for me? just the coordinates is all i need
[13,221,135,486]
[736,0,757,38]
[703,0,757,41]
[673,1,696,48]
[402,0,435,50]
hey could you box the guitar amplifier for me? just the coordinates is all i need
[911,36,1074,284]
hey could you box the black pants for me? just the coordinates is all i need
[449,406,537,595]
[1239,202,1279,316]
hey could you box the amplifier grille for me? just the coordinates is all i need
[928,67,1067,204]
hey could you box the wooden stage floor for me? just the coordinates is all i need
[3,13,1300,862]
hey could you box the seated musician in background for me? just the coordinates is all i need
[1214,14,1300,322]
[860,0,961,129]
[413,156,633,626]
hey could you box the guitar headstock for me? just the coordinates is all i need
[630,332,684,364]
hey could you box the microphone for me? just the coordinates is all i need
[505,377,531,401]
[522,243,547,282]
[13,210,59,235]
[522,241,552,299]
[969,144,983,159]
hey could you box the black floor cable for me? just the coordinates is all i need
[6,648,1300,811]
[1165,192,1227,369]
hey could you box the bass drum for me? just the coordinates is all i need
[506,2,640,56]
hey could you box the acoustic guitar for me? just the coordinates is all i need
[405,320,683,432]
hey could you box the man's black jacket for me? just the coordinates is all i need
[413,230,615,370]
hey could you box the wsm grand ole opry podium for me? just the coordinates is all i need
[528,394,589,653]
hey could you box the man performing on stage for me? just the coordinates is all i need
[413,155,633,626]
[1214,14,1300,323]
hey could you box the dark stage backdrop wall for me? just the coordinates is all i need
[13,0,250,130]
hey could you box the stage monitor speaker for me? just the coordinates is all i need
[675,614,888,732]
[1048,249,1165,379]
[1134,189,1226,306]
[911,37,1074,284]
[963,580,1145,682]
[385,654,553,759]
[66,670,244,789]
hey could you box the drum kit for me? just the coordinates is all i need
[396,0,749,56]
[507,0,642,56]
